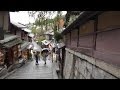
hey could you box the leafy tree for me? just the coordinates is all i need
[28,11,65,43]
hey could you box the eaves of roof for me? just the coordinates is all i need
[61,11,104,35]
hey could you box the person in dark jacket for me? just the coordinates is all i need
[41,49,49,65]
[35,52,39,65]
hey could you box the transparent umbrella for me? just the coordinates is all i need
[33,47,42,52]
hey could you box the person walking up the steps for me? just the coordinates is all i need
[42,51,47,65]
[41,48,49,65]
[35,51,39,65]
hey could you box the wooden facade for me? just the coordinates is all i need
[10,23,31,62]
[6,45,19,66]
[3,36,22,67]
[63,11,120,67]
[21,30,31,61]
[28,36,32,42]
[0,11,14,67]
[0,11,9,40]
[21,30,28,41]
[0,11,31,69]
[58,46,65,78]
[0,48,5,65]
[21,49,29,60]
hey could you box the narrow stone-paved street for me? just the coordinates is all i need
[1,11,120,79]
[5,58,58,79]
[5,39,58,79]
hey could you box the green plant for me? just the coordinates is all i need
[54,31,63,42]
[37,36,45,42]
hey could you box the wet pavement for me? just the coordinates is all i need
[5,58,58,79]
[5,39,58,79]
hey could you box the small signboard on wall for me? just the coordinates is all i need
[0,27,4,40]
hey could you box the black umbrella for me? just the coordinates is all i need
[41,48,49,54]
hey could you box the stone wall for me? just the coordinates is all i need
[63,48,119,79]
[63,51,74,79]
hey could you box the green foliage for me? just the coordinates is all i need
[28,11,66,43]
[54,31,63,42]
[37,36,45,42]
[31,27,37,34]
[34,18,54,27]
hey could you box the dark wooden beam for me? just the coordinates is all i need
[62,11,104,35]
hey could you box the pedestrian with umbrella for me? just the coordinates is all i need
[41,48,49,65]
[35,51,39,65]
[33,47,42,65]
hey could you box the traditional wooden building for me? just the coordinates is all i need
[62,11,120,79]
[55,41,65,78]
[0,11,22,70]
[0,11,14,76]
[0,34,22,68]
[20,41,31,61]
[10,22,32,62]
[28,33,34,42]
[0,11,9,67]
[0,11,32,76]
[21,28,32,61]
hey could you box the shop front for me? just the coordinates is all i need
[20,41,31,62]
[0,48,5,66]
[1,35,22,68]
[0,46,7,77]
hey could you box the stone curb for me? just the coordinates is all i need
[0,60,29,79]
[0,69,17,79]
[65,48,120,78]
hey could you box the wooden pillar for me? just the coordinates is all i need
[93,16,98,56]
[70,30,71,47]
[77,27,79,47]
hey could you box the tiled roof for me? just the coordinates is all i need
[11,21,26,28]
[23,28,31,33]
[3,38,22,48]
[62,11,103,35]
[0,34,18,44]
[20,41,31,51]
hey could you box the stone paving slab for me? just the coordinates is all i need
[5,40,58,79]
[5,59,58,79]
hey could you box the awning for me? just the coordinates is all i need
[20,41,31,51]
[0,34,18,44]
[27,44,33,49]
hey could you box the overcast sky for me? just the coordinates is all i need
[10,11,67,25]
